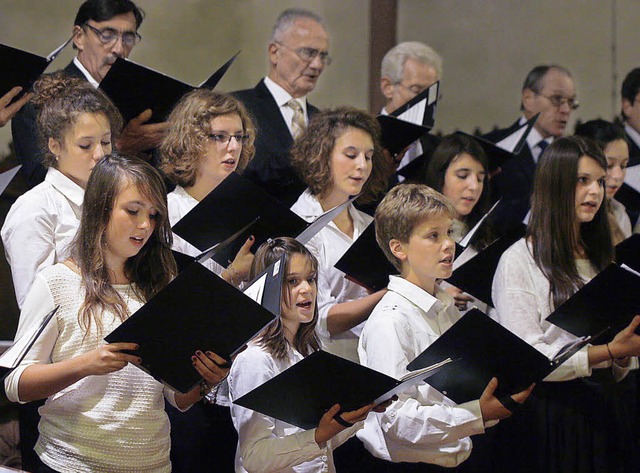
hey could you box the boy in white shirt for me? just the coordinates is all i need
[357,183,532,471]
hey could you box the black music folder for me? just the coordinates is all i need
[334,224,397,292]
[446,223,526,308]
[104,262,279,393]
[0,37,71,101]
[377,81,440,155]
[99,52,239,123]
[546,262,640,344]
[0,165,21,196]
[616,233,640,272]
[172,172,354,267]
[233,350,453,430]
[407,308,591,404]
[0,306,58,380]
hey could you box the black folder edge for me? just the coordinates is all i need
[0,165,21,196]
[0,306,58,380]
[104,263,278,393]
[615,233,640,272]
[390,81,439,129]
[295,195,358,245]
[233,349,453,430]
[405,308,590,404]
[242,255,285,318]
[199,51,241,89]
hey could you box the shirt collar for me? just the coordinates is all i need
[45,167,85,207]
[625,123,640,147]
[73,57,100,88]
[296,188,367,226]
[387,275,452,314]
[174,185,198,205]
[264,76,307,113]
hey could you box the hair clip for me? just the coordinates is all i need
[267,238,275,246]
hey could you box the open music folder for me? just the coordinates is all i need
[406,308,592,404]
[233,350,453,430]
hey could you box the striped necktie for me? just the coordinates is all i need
[287,99,305,139]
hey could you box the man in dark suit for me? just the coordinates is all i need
[12,0,166,188]
[621,68,640,167]
[379,41,442,179]
[233,8,330,207]
[485,65,577,226]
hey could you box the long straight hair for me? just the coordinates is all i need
[528,136,612,309]
[249,237,320,360]
[72,153,176,335]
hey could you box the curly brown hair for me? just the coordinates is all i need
[159,89,256,187]
[32,71,123,168]
[290,106,390,204]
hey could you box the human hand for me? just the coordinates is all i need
[609,315,640,359]
[80,342,140,376]
[479,377,534,422]
[0,86,33,127]
[116,109,168,156]
[445,286,474,311]
[230,236,255,283]
[315,402,374,445]
[192,350,230,387]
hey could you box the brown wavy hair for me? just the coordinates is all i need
[159,89,256,187]
[424,133,494,249]
[32,72,123,168]
[72,152,176,335]
[249,237,320,360]
[290,106,390,204]
[528,136,612,309]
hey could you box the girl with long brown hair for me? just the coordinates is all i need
[4,153,227,473]
[228,237,382,473]
[491,136,640,472]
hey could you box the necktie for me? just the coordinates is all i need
[287,99,305,139]
[538,140,548,153]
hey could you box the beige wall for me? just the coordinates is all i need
[0,0,639,150]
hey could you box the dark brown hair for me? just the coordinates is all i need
[290,106,390,204]
[528,136,612,309]
[249,237,320,360]
[72,152,176,335]
[32,72,123,168]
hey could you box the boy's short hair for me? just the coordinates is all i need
[375,183,456,270]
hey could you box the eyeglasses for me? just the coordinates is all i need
[276,42,332,66]
[83,23,142,48]
[537,93,580,110]
[208,132,250,146]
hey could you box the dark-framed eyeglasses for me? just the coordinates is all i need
[537,93,579,110]
[83,23,142,48]
[208,132,250,146]
[276,42,332,66]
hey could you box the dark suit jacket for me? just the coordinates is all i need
[484,120,536,230]
[11,62,85,188]
[233,79,319,207]
[625,130,640,167]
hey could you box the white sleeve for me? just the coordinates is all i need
[4,273,58,403]
[492,249,591,381]
[360,315,484,450]
[228,349,329,472]
[304,237,333,340]
[1,202,57,309]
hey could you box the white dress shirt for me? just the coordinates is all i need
[492,238,628,382]
[73,57,99,88]
[357,276,486,467]
[228,343,361,473]
[1,167,83,308]
[167,185,225,275]
[519,116,552,164]
[4,264,182,473]
[264,76,309,137]
[291,189,372,363]
[610,198,632,239]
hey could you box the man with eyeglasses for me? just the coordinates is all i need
[233,8,330,207]
[12,0,166,188]
[379,41,443,177]
[485,64,578,227]
[621,68,640,167]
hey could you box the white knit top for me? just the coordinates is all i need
[4,264,179,473]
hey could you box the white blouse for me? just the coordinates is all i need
[610,198,632,239]
[228,343,360,472]
[4,264,182,473]
[492,238,626,382]
[291,189,372,363]
[357,276,485,467]
[1,167,83,308]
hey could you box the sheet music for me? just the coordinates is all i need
[397,98,426,126]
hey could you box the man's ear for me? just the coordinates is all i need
[389,238,406,263]
[268,42,279,67]
[622,98,634,120]
[381,77,394,101]
[72,24,85,52]
[521,88,536,112]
